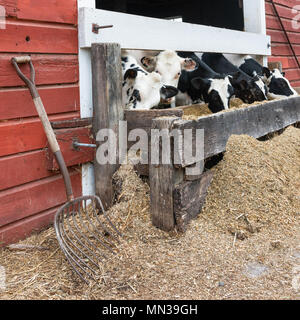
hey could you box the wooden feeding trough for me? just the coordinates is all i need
[91,43,300,233]
[125,95,300,232]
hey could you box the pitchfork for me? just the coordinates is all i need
[11,56,122,284]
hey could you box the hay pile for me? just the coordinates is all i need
[181,98,266,120]
[0,127,299,300]
[201,126,300,239]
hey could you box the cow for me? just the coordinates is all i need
[201,53,268,104]
[121,54,178,110]
[126,50,197,106]
[176,52,235,113]
[234,55,298,99]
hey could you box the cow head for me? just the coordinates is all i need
[229,72,268,104]
[141,50,197,103]
[191,76,235,113]
[262,68,298,99]
[122,57,178,110]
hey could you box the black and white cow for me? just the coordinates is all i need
[126,50,197,106]
[176,52,235,113]
[201,53,268,104]
[236,56,298,99]
[121,54,178,110]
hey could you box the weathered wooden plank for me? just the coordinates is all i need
[0,170,81,227]
[0,54,79,88]
[46,127,95,170]
[0,150,54,191]
[173,96,300,166]
[0,85,79,120]
[174,170,214,232]
[149,117,182,232]
[125,108,184,133]
[91,43,123,209]
[17,0,77,25]
[0,112,80,157]
[0,20,78,53]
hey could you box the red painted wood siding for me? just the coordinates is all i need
[0,0,83,246]
[266,0,300,87]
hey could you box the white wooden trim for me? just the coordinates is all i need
[78,0,95,197]
[79,7,271,56]
[243,0,269,66]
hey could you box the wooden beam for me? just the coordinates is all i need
[91,43,123,209]
[149,116,183,231]
[173,96,300,167]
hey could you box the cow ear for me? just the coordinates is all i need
[181,58,197,71]
[124,68,138,80]
[141,56,156,70]
[281,71,286,77]
[191,77,209,91]
[262,67,271,79]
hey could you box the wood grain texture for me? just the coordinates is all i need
[91,43,123,209]
[0,150,54,191]
[149,117,182,232]
[0,85,79,120]
[0,20,78,54]
[0,54,79,88]
[0,170,81,227]
[174,170,213,232]
[173,96,300,165]
[0,112,80,157]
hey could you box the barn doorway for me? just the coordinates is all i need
[95,0,244,31]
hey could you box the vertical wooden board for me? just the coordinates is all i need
[0,54,79,87]
[174,171,214,232]
[91,43,123,209]
[0,85,79,120]
[0,21,78,53]
[0,150,54,191]
[0,206,58,246]
[0,112,80,157]
[0,171,81,227]
[149,117,182,232]
[17,0,78,25]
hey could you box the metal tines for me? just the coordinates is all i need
[54,195,122,284]
[11,55,122,285]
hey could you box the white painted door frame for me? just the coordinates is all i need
[77,0,270,196]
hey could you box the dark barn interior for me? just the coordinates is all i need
[95,0,244,31]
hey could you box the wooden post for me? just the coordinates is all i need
[91,43,123,209]
[149,116,183,231]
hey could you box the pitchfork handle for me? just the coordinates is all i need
[11,56,74,201]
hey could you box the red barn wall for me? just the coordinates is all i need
[0,0,82,245]
[266,0,300,87]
